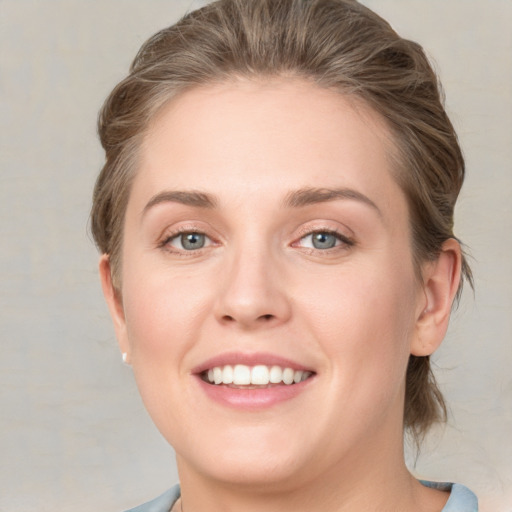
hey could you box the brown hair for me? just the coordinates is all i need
[91,0,472,443]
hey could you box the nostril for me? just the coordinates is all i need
[220,313,275,325]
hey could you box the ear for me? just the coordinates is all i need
[411,239,462,357]
[99,254,131,364]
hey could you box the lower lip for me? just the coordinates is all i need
[195,376,314,410]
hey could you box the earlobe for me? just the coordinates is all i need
[411,239,462,357]
[99,254,131,359]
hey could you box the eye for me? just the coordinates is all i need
[166,232,212,251]
[298,230,352,250]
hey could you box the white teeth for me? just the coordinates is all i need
[205,364,312,386]
[269,365,283,384]
[233,364,251,385]
[222,365,233,384]
[282,367,294,385]
[251,365,269,385]
[213,367,223,385]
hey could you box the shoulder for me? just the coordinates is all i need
[421,481,478,512]
[123,485,180,512]
[122,482,478,512]
[442,483,479,512]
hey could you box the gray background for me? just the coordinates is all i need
[0,1,510,510]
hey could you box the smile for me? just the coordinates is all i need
[203,364,313,387]
[193,353,316,409]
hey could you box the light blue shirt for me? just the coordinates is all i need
[125,481,478,511]
[421,481,478,512]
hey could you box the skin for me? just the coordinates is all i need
[100,79,461,512]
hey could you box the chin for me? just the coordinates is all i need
[174,424,315,489]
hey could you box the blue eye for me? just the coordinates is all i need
[311,232,338,249]
[168,232,210,251]
[299,231,350,250]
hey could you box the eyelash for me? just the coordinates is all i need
[158,227,355,255]
[158,227,216,255]
[293,228,355,252]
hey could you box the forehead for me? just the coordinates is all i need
[133,78,405,221]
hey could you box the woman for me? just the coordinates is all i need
[91,0,478,510]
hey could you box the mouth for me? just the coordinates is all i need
[201,364,314,388]
[193,353,316,409]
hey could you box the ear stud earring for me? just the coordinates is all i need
[122,352,130,365]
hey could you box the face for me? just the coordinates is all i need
[107,79,428,489]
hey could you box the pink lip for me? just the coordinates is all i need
[191,351,313,374]
[191,352,316,411]
[194,375,314,410]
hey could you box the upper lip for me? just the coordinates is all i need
[191,351,315,375]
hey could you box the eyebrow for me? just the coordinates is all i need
[142,186,381,217]
[143,190,217,215]
[283,187,381,216]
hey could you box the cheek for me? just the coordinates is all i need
[121,266,210,362]
[119,271,213,435]
[297,257,418,373]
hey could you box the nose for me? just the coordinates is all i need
[214,246,292,330]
